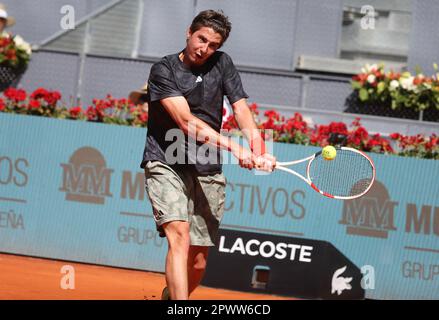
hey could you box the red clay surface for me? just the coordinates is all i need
[0,253,293,300]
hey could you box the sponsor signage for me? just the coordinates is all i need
[0,113,437,299]
[202,228,365,299]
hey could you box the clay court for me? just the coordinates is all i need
[0,253,291,300]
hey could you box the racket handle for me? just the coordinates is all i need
[254,157,275,172]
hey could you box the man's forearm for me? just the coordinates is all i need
[233,102,267,155]
[180,114,241,154]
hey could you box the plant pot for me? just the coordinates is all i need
[0,65,27,92]
[344,92,420,120]
[421,107,439,123]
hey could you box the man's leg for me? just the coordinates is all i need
[162,220,191,300]
[187,245,210,297]
[186,172,226,297]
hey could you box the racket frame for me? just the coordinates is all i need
[275,147,376,200]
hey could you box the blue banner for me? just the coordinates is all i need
[0,113,438,299]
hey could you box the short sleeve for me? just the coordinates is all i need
[148,60,183,102]
[221,53,249,104]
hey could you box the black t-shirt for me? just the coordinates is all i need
[140,50,248,174]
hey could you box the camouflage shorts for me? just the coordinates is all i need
[144,161,226,247]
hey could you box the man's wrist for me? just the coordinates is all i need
[250,137,266,156]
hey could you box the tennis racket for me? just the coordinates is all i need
[274,147,376,200]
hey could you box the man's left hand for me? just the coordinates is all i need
[255,153,276,172]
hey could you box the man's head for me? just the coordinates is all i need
[184,10,231,67]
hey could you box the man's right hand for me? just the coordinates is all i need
[232,145,256,170]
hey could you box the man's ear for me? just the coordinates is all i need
[186,28,192,40]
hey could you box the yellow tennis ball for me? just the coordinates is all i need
[322,146,337,160]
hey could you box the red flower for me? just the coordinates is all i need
[389,133,400,140]
[351,137,361,146]
[368,139,381,147]
[44,91,62,105]
[329,122,348,135]
[139,112,148,123]
[0,98,5,111]
[293,112,303,121]
[51,91,61,102]
[31,88,62,105]
[86,106,97,120]
[316,124,330,137]
[383,143,394,153]
[5,49,17,61]
[129,106,137,114]
[430,134,438,146]
[4,87,17,100]
[222,115,238,131]
[28,100,41,109]
[16,89,26,102]
[249,103,259,115]
[413,77,423,86]
[354,126,369,139]
[351,117,361,128]
[353,74,368,84]
[31,88,49,100]
[261,118,276,130]
[0,37,11,47]
[264,110,280,121]
[4,88,26,101]
[69,106,82,118]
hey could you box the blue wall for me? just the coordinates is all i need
[0,113,438,299]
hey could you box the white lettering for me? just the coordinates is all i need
[60,5,75,30]
[245,239,260,256]
[60,265,75,289]
[218,236,313,262]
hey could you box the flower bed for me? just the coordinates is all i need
[223,103,437,159]
[1,87,438,159]
[0,87,148,126]
[0,33,31,91]
[345,63,439,122]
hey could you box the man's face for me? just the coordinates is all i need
[185,27,223,67]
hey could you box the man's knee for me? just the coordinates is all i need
[163,221,190,250]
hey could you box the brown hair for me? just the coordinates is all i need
[190,10,232,47]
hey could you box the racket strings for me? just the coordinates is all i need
[308,150,374,197]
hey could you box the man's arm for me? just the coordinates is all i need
[160,96,256,170]
[232,98,276,171]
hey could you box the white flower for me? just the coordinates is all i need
[361,63,378,74]
[423,82,432,90]
[14,35,24,46]
[389,80,399,90]
[400,76,416,91]
[14,35,32,56]
[367,74,376,84]
[1,31,10,38]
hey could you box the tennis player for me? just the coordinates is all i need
[140,9,276,300]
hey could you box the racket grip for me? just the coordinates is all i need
[254,157,274,171]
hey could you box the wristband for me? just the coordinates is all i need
[250,137,266,156]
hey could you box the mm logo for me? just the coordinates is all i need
[59,147,113,204]
[339,180,398,239]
